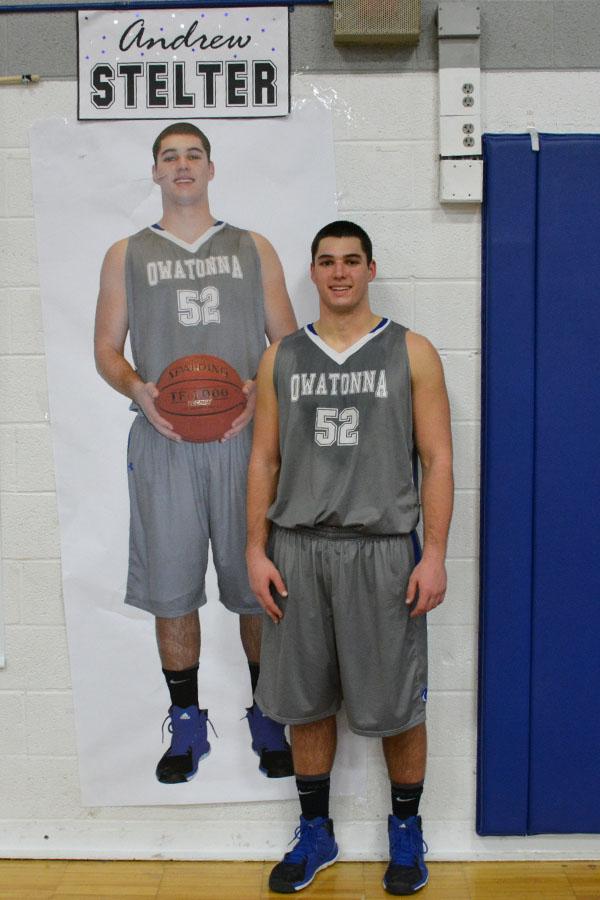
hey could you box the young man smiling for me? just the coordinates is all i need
[94,123,297,785]
[246,221,453,894]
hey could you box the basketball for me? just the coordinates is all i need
[155,354,246,442]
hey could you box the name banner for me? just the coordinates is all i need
[78,6,289,120]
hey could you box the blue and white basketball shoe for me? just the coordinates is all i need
[155,705,210,784]
[269,815,339,893]
[383,814,429,895]
[245,701,294,777]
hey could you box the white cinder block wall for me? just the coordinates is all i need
[1,72,600,860]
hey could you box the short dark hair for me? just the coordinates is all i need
[152,123,211,163]
[311,220,373,265]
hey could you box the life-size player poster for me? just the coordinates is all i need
[30,100,368,805]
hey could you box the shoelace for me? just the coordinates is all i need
[161,711,218,745]
[241,703,270,723]
[206,716,218,738]
[390,821,429,867]
[284,822,321,863]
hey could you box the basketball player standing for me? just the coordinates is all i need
[94,123,297,784]
[246,221,453,894]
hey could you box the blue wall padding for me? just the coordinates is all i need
[529,136,600,833]
[478,135,537,835]
[479,134,600,835]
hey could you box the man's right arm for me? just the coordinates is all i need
[246,342,287,622]
[94,239,180,441]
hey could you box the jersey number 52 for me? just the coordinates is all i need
[177,287,220,326]
[314,407,359,447]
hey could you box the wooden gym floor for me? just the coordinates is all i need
[0,859,599,899]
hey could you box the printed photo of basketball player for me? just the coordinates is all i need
[94,123,298,785]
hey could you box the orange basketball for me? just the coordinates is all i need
[155,355,246,442]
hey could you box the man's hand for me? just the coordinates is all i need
[246,548,287,623]
[131,381,181,442]
[222,379,256,441]
[405,555,447,618]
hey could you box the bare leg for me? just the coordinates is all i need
[156,610,200,670]
[382,724,428,895]
[239,612,262,663]
[269,716,339,892]
[382,723,427,784]
[154,612,205,785]
[291,716,337,776]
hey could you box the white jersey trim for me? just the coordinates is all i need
[149,220,226,253]
[304,318,391,365]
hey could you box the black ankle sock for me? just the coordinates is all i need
[162,664,199,709]
[296,774,331,821]
[248,661,260,696]
[391,781,424,820]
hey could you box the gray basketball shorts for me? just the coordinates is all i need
[255,525,428,738]
[124,414,259,618]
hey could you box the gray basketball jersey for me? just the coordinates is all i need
[125,222,266,385]
[268,319,420,535]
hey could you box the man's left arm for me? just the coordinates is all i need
[405,332,454,618]
[252,232,297,343]
[222,232,297,440]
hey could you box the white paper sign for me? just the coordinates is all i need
[78,6,289,120]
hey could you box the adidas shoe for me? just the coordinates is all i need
[383,814,429,895]
[245,702,294,778]
[155,705,210,784]
[269,815,339,893]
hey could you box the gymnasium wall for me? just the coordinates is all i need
[2,3,600,861]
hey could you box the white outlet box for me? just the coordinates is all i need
[440,114,482,156]
[439,158,483,203]
[439,68,480,116]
